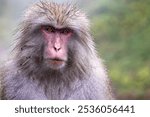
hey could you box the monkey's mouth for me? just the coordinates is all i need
[51,59,65,63]
[46,58,66,66]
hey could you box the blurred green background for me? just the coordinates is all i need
[0,0,150,99]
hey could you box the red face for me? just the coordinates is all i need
[41,26,73,70]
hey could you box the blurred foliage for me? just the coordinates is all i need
[81,0,150,99]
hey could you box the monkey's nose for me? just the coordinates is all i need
[54,41,61,52]
[54,45,61,52]
[54,46,61,52]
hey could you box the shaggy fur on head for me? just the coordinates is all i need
[14,1,101,79]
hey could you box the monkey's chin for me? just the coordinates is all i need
[45,59,66,70]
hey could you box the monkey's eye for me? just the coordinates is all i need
[60,28,71,35]
[44,26,55,33]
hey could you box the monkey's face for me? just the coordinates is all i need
[41,25,73,70]
[18,2,90,73]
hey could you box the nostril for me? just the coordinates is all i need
[54,46,61,52]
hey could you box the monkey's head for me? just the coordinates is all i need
[15,1,94,75]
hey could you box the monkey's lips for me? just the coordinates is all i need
[50,59,65,64]
[46,58,66,68]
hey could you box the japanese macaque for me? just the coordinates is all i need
[1,1,114,100]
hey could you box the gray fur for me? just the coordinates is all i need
[1,1,114,100]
